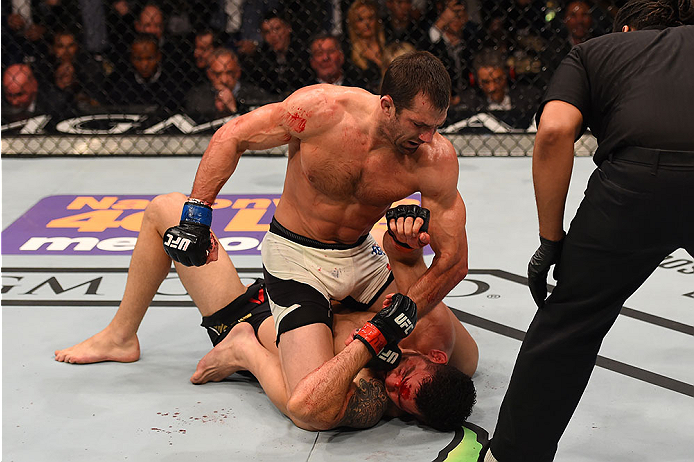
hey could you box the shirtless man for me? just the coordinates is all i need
[55,192,478,431]
[162,51,469,410]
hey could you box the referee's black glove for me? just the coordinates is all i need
[527,235,564,308]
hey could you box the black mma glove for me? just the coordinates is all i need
[353,293,417,356]
[366,342,402,370]
[163,199,213,267]
[385,204,430,250]
[527,234,564,309]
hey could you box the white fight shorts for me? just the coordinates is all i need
[261,218,393,338]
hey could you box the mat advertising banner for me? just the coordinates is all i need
[2,194,424,256]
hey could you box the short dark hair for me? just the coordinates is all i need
[132,33,159,51]
[473,48,506,73]
[613,0,693,31]
[414,363,476,432]
[52,28,78,42]
[196,29,220,43]
[261,9,291,28]
[381,51,451,113]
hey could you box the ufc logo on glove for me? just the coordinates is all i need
[377,349,400,365]
[394,313,414,335]
[164,233,192,251]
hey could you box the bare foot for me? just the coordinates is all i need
[190,322,257,384]
[54,328,140,364]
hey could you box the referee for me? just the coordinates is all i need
[480,1,694,461]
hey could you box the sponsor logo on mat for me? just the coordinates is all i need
[2,194,424,256]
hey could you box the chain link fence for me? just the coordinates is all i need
[2,0,621,156]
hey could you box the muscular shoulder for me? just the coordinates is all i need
[281,85,374,137]
[338,371,388,429]
[417,133,459,192]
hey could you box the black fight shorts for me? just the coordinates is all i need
[200,279,272,346]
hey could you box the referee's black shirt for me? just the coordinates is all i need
[536,25,694,165]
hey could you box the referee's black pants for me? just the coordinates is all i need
[490,148,694,462]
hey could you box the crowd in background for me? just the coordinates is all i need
[2,0,622,129]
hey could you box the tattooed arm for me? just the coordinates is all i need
[337,373,388,428]
[285,340,387,431]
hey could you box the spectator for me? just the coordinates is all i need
[110,3,196,92]
[562,0,596,45]
[2,63,68,123]
[135,3,166,38]
[307,33,366,87]
[44,0,109,54]
[3,0,49,63]
[105,33,182,113]
[282,1,338,50]
[345,0,388,93]
[452,48,542,128]
[542,0,602,84]
[35,30,104,113]
[212,0,279,57]
[191,29,220,83]
[480,0,548,86]
[382,41,417,71]
[185,47,276,118]
[107,0,137,56]
[241,9,310,97]
[382,0,430,50]
[481,0,550,41]
[428,0,484,102]
[2,3,23,67]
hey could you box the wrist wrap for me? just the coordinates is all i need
[353,322,388,356]
[181,201,212,226]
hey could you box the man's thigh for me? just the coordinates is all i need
[278,323,335,393]
[150,192,249,317]
[175,234,248,318]
[366,279,397,313]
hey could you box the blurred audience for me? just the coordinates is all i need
[2,63,69,122]
[308,33,371,88]
[382,0,430,50]
[382,41,417,71]
[0,0,620,130]
[241,9,310,97]
[429,0,484,103]
[452,48,542,128]
[191,29,221,83]
[35,29,104,112]
[185,47,276,118]
[105,33,182,113]
[480,0,548,85]
[217,0,279,57]
[541,0,602,83]
[345,0,388,93]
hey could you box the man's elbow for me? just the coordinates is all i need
[537,122,574,145]
[535,116,579,161]
[455,257,468,282]
[286,395,340,431]
[445,251,468,283]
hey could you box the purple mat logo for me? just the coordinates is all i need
[2,194,423,256]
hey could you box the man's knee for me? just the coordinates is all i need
[145,192,187,228]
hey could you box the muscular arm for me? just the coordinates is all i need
[532,101,583,241]
[189,86,337,203]
[285,340,387,430]
[407,143,468,317]
[384,231,478,377]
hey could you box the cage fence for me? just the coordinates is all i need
[2,0,620,156]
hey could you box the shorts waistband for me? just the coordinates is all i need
[269,217,369,250]
[609,146,694,167]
